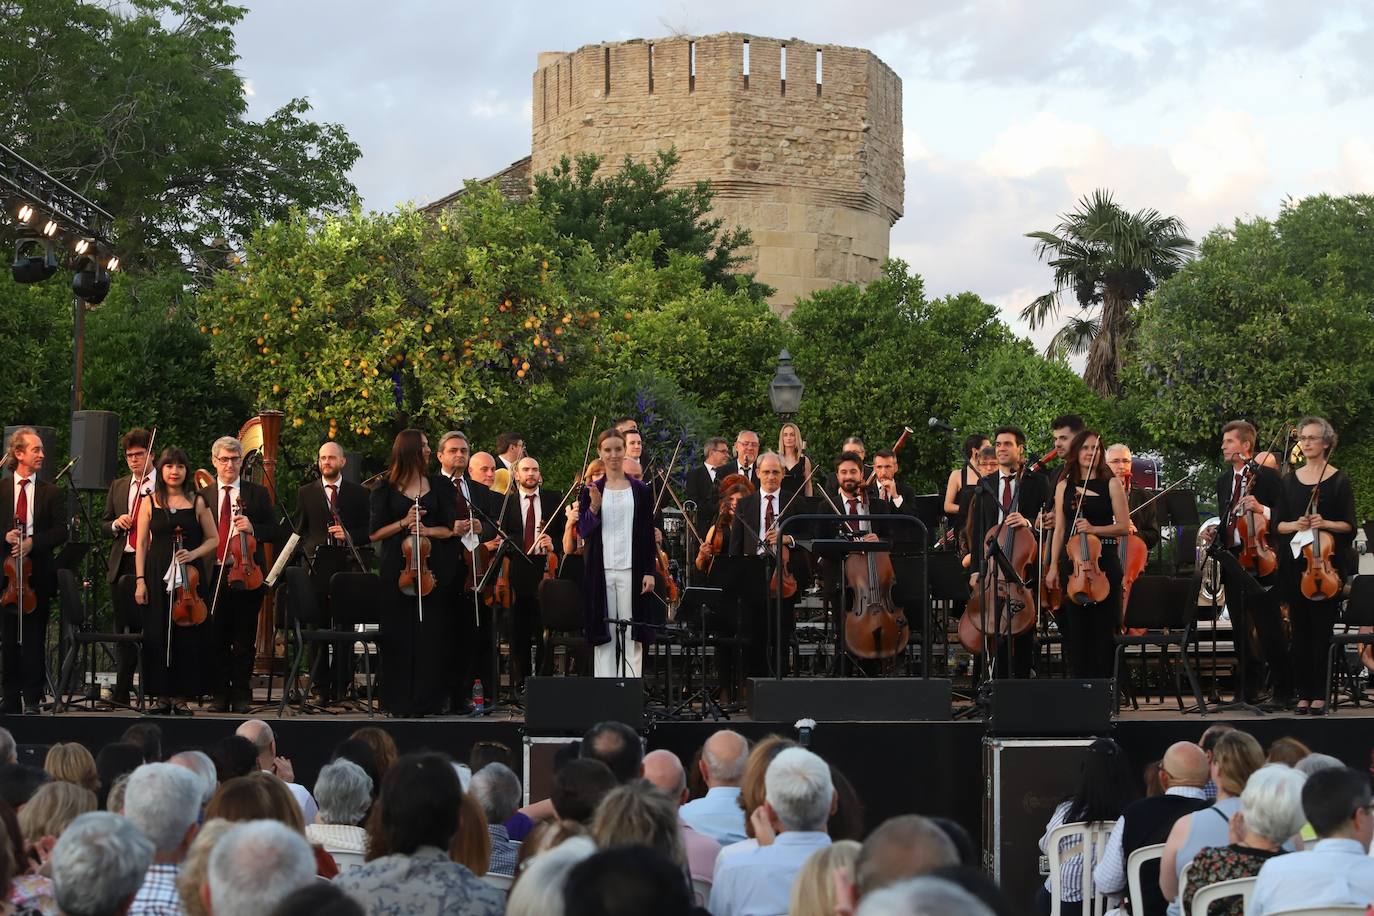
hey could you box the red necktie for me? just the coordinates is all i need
[765,494,776,532]
[15,479,29,535]
[217,486,232,563]
[452,477,469,516]
[1227,471,1244,539]
[127,477,148,549]
[846,497,860,532]
[326,484,337,512]
[1001,476,1013,512]
[523,494,537,552]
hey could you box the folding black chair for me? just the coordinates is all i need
[54,570,144,713]
[539,577,589,676]
[325,571,385,717]
[1325,575,1374,712]
[1111,574,1206,713]
[277,566,373,717]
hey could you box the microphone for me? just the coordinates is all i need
[794,717,816,748]
[53,455,80,482]
[927,418,956,433]
[683,499,697,511]
[1027,448,1058,473]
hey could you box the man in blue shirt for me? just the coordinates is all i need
[681,729,750,845]
[709,747,835,916]
[1250,766,1374,916]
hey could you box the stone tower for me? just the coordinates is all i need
[530,33,904,311]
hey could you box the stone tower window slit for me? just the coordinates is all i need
[816,49,823,96]
[742,38,749,89]
[542,69,548,120]
[604,46,610,96]
[780,43,787,95]
[648,43,654,93]
[689,41,696,92]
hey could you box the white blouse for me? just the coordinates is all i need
[601,486,634,570]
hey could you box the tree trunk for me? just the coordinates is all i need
[1084,289,1129,397]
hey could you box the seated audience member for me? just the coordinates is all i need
[642,749,721,884]
[209,736,256,783]
[468,740,516,774]
[0,801,54,913]
[1249,766,1374,916]
[347,727,398,781]
[1160,730,1265,912]
[1198,724,1235,801]
[1181,764,1306,916]
[235,719,318,822]
[716,735,797,863]
[829,765,865,842]
[853,815,960,905]
[49,811,153,916]
[514,820,588,875]
[1037,737,1139,916]
[330,740,381,800]
[44,743,100,795]
[18,782,96,846]
[1143,760,1164,798]
[0,729,14,766]
[551,759,618,826]
[710,747,835,916]
[122,763,204,915]
[120,723,164,763]
[467,762,521,877]
[1295,752,1343,777]
[268,882,365,916]
[790,839,861,916]
[0,766,48,813]
[591,780,687,869]
[207,820,316,916]
[333,752,504,916]
[94,744,145,810]
[175,818,233,916]
[1265,736,1310,767]
[1093,741,1209,916]
[104,774,131,815]
[309,759,372,857]
[564,846,696,916]
[506,835,596,916]
[167,751,218,814]
[933,866,1020,916]
[931,817,976,867]
[680,729,750,845]
[856,875,996,916]
[579,721,643,784]
[206,773,338,878]
[448,791,490,877]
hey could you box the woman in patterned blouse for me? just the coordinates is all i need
[1181,764,1307,916]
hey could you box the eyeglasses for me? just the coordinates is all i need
[1297,436,1325,443]
[212,455,242,465]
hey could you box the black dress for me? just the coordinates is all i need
[1057,476,1122,679]
[142,497,211,698]
[1277,469,1356,700]
[369,476,457,717]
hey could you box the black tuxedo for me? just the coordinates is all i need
[499,487,564,692]
[1126,485,1161,550]
[721,459,759,489]
[199,478,281,703]
[1,475,68,706]
[726,486,809,680]
[446,472,504,706]
[101,472,153,698]
[1215,464,1282,545]
[295,478,370,556]
[102,474,154,583]
[867,480,918,511]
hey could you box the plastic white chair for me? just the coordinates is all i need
[1126,842,1164,915]
[1047,821,1116,916]
[1265,907,1369,916]
[481,872,514,892]
[691,876,712,907]
[1188,875,1255,916]
[325,848,366,871]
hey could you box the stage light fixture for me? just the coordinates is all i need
[105,254,120,272]
[16,203,34,224]
[70,255,111,304]
[12,238,58,284]
[41,218,59,237]
[73,238,91,255]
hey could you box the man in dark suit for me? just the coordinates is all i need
[721,430,760,489]
[201,435,281,713]
[685,436,732,538]
[1209,419,1291,705]
[1,427,69,714]
[868,448,918,509]
[439,432,499,710]
[501,456,566,697]
[101,427,153,705]
[1105,443,1161,550]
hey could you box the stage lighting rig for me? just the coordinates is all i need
[12,238,59,284]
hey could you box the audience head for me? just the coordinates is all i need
[105,774,130,815]
[0,728,14,765]
[330,739,381,797]
[700,729,749,788]
[564,845,696,916]
[176,818,233,916]
[0,763,49,810]
[791,839,862,916]
[641,749,688,804]
[580,721,643,783]
[469,761,521,826]
[94,743,144,808]
[18,780,96,844]
[49,811,153,916]
[45,742,100,794]
[234,719,277,769]
[1198,723,1236,759]
[168,750,219,811]
[348,726,399,780]
[829,764,866,841]
[448,790,490,876]
[507,835,597,916]
[1067,738,1139,822]
[205,776,273,823]
[929,867,1019,916]
[120,722,164,763]
[210,735,258,782]
[315,758,373,827]
[207,819,315,916]
[590,780,686,867]
[123,763,203,859]
[1302,766,1374,845]
[1240,764,1308,846]
[930,818,977,867]
[247,771,306,833]
[1142,760,1164,797]
[856,815,961,898]
[268,882,366,916]
[469,740,516,774]
[1296,752,1344,777]
[1210,729,1265,797]
[517,819,589,872]
[857,875,995,916]
[379,751,462,855]
[765,747,835,833]
[1266,736,1311,767]
[553,758,618,824]
[1160,741,1210,789]
[740,734,797,837]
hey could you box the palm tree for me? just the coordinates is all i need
[1023,189,1194,396]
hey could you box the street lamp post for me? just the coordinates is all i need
[768,349,804,420]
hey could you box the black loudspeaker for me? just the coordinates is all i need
[524,677,645,733]
[341,451,363,485]
[69,410,120,491]
[749,678,952,722]
[986,679,1113,737]
[2,426,58,482]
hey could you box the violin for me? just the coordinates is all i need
[1,514,36,615]
[491,554,512,609]
[960,472,1037,651]
[398,495,436,599]
[1235,463,1278,577]
[656,544,680,603]
[1299,464,1341,601]
[698,503,734,574]
[1065,455,1111,606]
[225,497,265,591]
[170,526,207,627]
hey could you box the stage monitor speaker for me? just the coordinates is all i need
[986,679,1113,737]
[2,426,58,482]
[340,451,363,485]
[69,410,120,491]
[524,677,644,734]
[749,678,952,722]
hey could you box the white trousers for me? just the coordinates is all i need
[594,568,642,678]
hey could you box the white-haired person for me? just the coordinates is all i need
[206,820,315,916]
[307,759,372,858]
[49,811,154,916]
[122,762,204,914]
[467,762,522,877]
[709,746,835,916]
[505,836,597,916]
[1179,764,1306,916]
[856,875,995,916]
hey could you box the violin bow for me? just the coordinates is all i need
[778,458,820,517]
[650,440,684,516]
[530,416,598,559]
[653,470,705,546]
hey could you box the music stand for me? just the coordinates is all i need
[667,586,729,720]
[1206,541,1267,714]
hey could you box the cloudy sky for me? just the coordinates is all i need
[233,0,1374,346]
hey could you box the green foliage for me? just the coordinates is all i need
[0,278,73,437]
[0,0,360,271]
[532,149,770,299]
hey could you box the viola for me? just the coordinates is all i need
[698,504,734,574]
[491,554,512,609]
[226,497,265,591]
[170,526,207,627]
[1039,536,1063,617]
[771,540,798,599]
[1,516,36,615]
[1235,464,1278,577]
[656,545,680,603]
[398,499,436,599]
[1300,477,1341,601]
[1066,526,1110,605]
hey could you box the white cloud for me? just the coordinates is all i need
[904,127,932,163]
[1168,110,1269,202]
[1316,138,1374,193]
[978,112,1110,180]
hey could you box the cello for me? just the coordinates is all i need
[816,482,909,660]
[960,470,1037,652]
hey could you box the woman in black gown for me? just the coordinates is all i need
[1047,430,1129,679]
[133,446,219,714]
[369,429,457,717]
